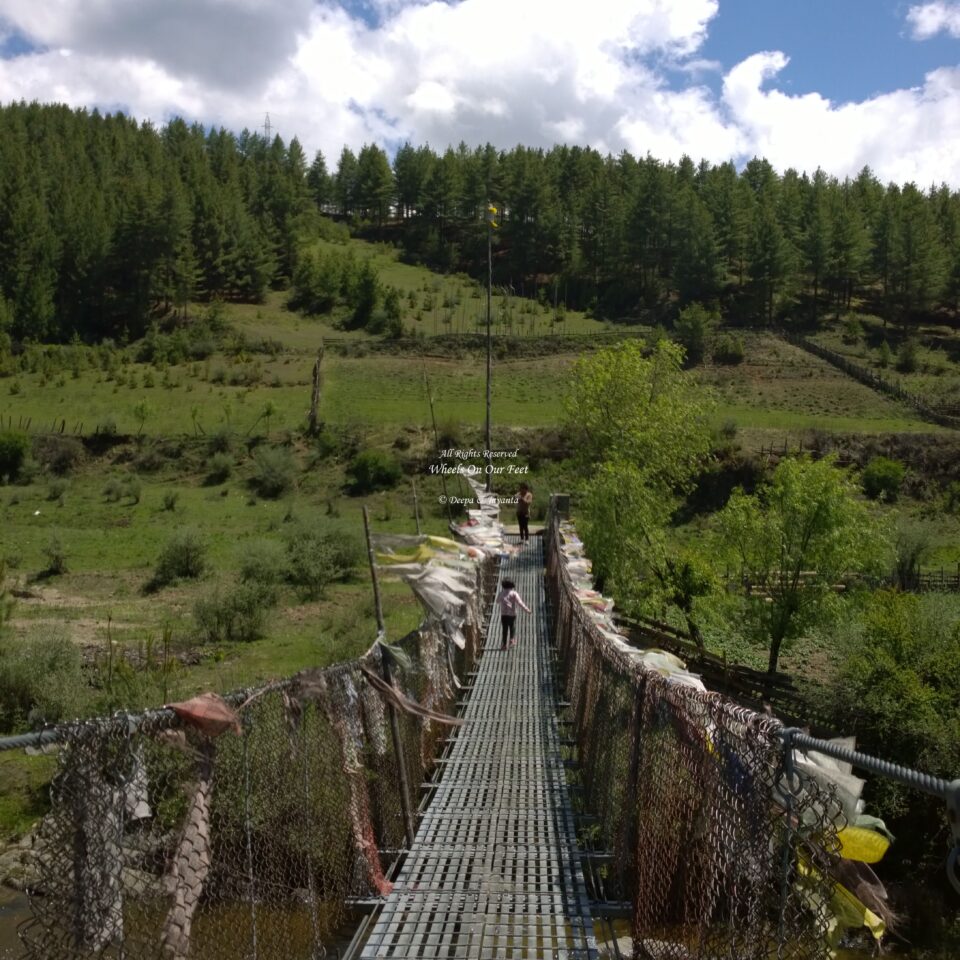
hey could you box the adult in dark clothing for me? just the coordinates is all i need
[516,483,533,542]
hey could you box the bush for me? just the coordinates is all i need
[347,449,402,494]
[862,456,906,501]
[194,582,276,643]
[238,538,287,586]
[0,633,88,731]
[206,453,233,485]
[162,491,180,512]
[207,427,233,455]
[32,435,84,475]
[250,446,296,498]
[713,334,745,365]
[285,522,362,599]
[0,430,29,482]
[151,530,207,588]
[674,303,717,366]
[877,340,892,369]
[896,337,919,373]
[42,534,68,576]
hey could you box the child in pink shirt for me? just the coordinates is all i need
[498,579,531,649]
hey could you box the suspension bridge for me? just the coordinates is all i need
[0,502,957,960]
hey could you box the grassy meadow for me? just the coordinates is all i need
[4,237,960,837]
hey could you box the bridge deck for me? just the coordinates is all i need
[360,537,599,959]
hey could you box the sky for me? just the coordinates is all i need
[1,0,960,186]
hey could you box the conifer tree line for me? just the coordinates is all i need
[2,101,960,345]
[0,102,312,342]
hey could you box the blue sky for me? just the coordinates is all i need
[1,0,959,185]
[697,0,958,102]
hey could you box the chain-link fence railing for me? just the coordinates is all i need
[0,556,491,960]
[545,507,912,960]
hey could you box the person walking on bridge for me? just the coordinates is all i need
[498,578,531,649]
[515,482,533,543]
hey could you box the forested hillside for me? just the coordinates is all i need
[0,102,311,342]
[2,101,960,345]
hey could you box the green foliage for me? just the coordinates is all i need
[841,315,862,344]
[715,455,891,674]
[0,633,88,731]
[877,340,893,369]
[193,582,276,643]
[565,338,715,625]
[673,302,718,366]
[896,336,919,373]
[0,430,29,482]
[712,333,745,365]
[861,456,906,501]
[42,534,68,576]
[238,538,287,586]
[816,591,960,819]
[250,445,296,498]
[206,452,233,484]
[32,434,85,475]
[284,522,362,600]
[347,448,402,494]
[0,561,13,635]
[162,491,180,512]
[151,529,207,588]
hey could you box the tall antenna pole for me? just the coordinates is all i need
[263,112,272,140]
[485,202,493,492]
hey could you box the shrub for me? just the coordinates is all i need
[207,427,233,455]
[162,491,180,512]
[713,334,745,365]
[674,303,718,366]
[33,435,84,475]
[347,449,402,494]
[0,430,29,482]
[719,419,738,440]
[250,446,296,498]
[0,633,88,731]
[206,453,233,485]
[896,337,919,373]
[238,539,287,586]
[151,530,207,588]
[194,582,276,643]
[877,340,893,369]
[46,479,69,502]
[285,522,362,599]
[102,477,123,502]
[42,534,68,576]
[862,456,906,501]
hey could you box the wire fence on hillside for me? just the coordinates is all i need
[783,333,960,431]
[0,555,493,960]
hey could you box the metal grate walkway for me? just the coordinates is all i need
[360,536,599,959]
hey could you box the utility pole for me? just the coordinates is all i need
[485,203,495,491]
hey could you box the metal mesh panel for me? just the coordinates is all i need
[546,514,844,960]
[9,558,489,960]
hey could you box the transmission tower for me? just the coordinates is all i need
[263,112,272,140]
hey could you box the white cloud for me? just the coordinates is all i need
[722,52,960,185]
[906,2,960,39]
[1,0,960,186]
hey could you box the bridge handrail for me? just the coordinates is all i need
[546,495,960,958]
[0,552,494,960]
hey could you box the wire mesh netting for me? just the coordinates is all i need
[4,558,490,960]
[545,512,845,960]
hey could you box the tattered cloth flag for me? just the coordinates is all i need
[359,665,465,727]
[167,692,241,738]
[296,671,394,896]
[160,741,215,960]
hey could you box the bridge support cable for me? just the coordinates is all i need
[356,536,599,959]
